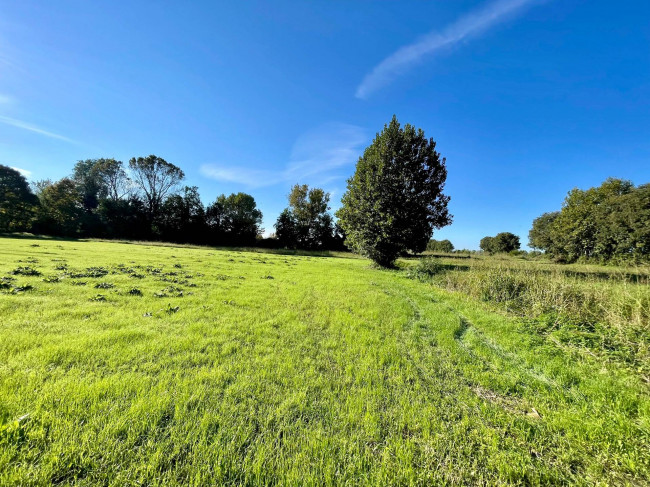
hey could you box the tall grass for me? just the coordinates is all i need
[409,257,650,375]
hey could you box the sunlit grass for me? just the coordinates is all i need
[1,237,648,485]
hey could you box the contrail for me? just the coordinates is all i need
[0,115,77,143]
[356,0,544,99]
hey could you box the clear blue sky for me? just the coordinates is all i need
[1,0,648,249]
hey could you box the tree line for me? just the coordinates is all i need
[529,178,650,263]
[1,116,453,266]
[480,232,521,254]
[0,156,349,250]
[3,127,648,266]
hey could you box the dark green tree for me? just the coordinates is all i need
[129,155,184,223]
[160,186,207,242]
[552,178,634,261]
[34,178,84,236]
[493,232,521,253]
[528,212,560,252]
[97,196,148,240]
[275,184,335,249]
[274,208,298,249]
[206,192,263,246]
[337,116,451,266]
[0,165,39,233]
[72,159,130,234]
[479,236,495,253]
[72,159,103,211]
[94,159,130,201]
[427,239,454,253]
[480,233,520,253]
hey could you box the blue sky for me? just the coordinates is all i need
[1,0,648,249]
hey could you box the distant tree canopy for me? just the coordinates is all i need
[206,192,263,246]
[427,239,454,253]
[0,155,266,247]
[34,178,85,237]
[480,232,521,253]
[528,212,560,252]
[129,155,185,223]
[274,184,342,250]
[337,116,451,267]
[529,178,650,263]
[73,158,131,208]
[0,165,39,233]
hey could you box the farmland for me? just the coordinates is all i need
[0,236,648,485]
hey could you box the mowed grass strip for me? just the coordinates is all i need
[0,237,648,485]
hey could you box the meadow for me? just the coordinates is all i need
[0,236,648,485]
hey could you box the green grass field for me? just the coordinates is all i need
[1,237,648,485]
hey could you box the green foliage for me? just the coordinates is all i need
[407,258,444,280]
[73,159,130,209]
[528,211,559,251]
[337,116,451,267]
[409,254,650,374]
[480,232,520,253]
[531,178,650,263]
[274,184,337,250]
[159,186,207,242]
[274,208,298,249]
[128,155,185,222]
[34,178,84,236]
[427,238,454,253]
[479,236,494,253]
[0,165,39,233]
[206,192,263,246]
[0,237,648,485]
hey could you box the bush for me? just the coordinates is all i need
[407,259,445,281]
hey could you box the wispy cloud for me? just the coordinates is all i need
[201,123,366,188]
[0,115,77,143]
[0,94,14,105]
[356,0,544,99]
[11,166,31,178]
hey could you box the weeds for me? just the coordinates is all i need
[94,282,115,289]
[408,257,650,374]
[11,266,41,276]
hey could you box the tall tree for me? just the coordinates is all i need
[480,233,520,253]
[160,186,206,242]
[128,155,184,222]
[528,211,560,252]
[274,184,335,249]
[493,232,520,253]
[94,159,130,201]
[427,239,454,253]
[34,178,84,236]
[337,116,451,266]
[479,236,495,253]
[0,165,39,232]
[552,178,634,261]
[72,158,130,210]
[206,192,263,246]
[274,208,298,249]
[72,159,103,211]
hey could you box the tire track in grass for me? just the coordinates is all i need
[378,282,578,483]
[386,279,584,406]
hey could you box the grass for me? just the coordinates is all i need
[406,255,650,377]
[0,237,648,485]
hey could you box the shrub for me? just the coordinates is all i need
[407,259,445,281]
